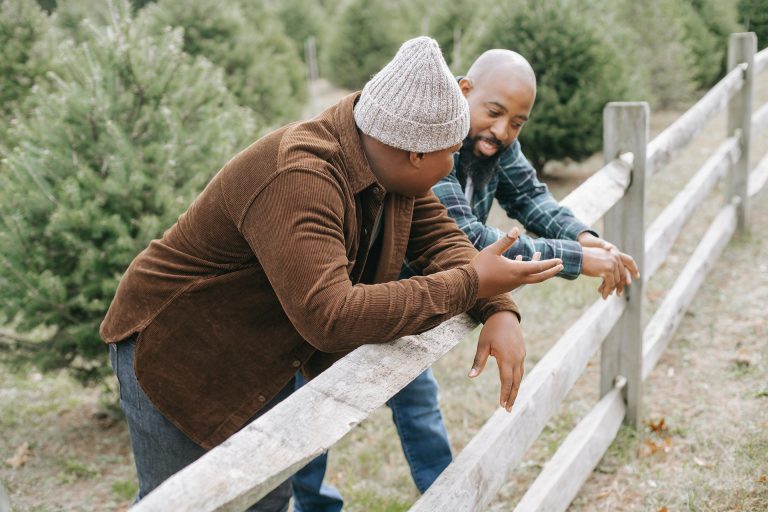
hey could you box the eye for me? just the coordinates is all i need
[488,109,501,117]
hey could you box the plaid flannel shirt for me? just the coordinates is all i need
[402,140,596,279]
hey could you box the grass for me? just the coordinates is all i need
[2,69,768,512]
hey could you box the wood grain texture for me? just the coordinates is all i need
[644,136,739,280]
[642,203,738,380]
[410,296,625,512]
[131,315,479,511]
[749,152,768,198]
[601,103,648,428]
[559,155,631,228]
[513,386,626,512]
[646,66,744,177]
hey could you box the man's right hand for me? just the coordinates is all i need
[471,228,563,298]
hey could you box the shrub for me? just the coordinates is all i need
[0,4,255,380]
[463,0,638,169]
[428,0,481,71]
[0,0,51,120]
[140,0,307,126]
[270,0,326,61]
[687,0,740,81]
[323,0,417,90]
[613,0,699,109]
[738,0,768,50]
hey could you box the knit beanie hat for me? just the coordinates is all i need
[354,36,470,153]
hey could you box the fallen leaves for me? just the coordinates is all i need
[648,417,668,434]
[640,436,673,457]
[693,456,714,469]
[5,442,31,469]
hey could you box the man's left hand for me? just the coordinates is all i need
[468,311,525,412]
[578,232,640,297]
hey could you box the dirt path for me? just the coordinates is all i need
[1,76,766,511]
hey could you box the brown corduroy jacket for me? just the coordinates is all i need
[100,92,518,449]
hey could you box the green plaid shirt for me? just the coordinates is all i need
[402,140,596,279]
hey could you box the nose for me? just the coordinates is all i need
[490,119,509,144]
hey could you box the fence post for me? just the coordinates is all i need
[600,102,648,429]
[305,36,318,82]
[727,32,756,233]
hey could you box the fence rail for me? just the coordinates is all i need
[131,33,768,512]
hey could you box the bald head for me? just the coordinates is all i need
[458,49,537,158]
[466,49,536,96]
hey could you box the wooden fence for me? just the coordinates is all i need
[131,33,768,511]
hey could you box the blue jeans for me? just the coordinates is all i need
[291,369,452,511]
[110,335,293,511]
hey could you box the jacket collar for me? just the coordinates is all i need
[333,92,380,195]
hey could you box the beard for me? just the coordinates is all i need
[456,135,509,192]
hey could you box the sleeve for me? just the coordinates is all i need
[493,142,598,278]
[404,189,520,322]
[240,167,512,352]
[433,166,583,279]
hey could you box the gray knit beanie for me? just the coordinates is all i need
[354,36,470,153]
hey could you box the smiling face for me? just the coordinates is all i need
[459,50,537,159]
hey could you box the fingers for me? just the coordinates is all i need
[498,362,514,410]
[612,256,623,296]
[531,251,541,261]
[499,362,524,412]
[469,341,490,378]
[523,260,563,284]
[620,252,641,279]
[485,227,520,256]
[598,279,608,300]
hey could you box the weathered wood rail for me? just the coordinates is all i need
[131,33,768,511]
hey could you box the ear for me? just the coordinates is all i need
[408,151,425,168]
[458,77,473,97]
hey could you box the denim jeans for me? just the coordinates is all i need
[291,369,452,511]
[110,334,293,511]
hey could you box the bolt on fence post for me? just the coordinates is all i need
[600,102,649,430]
[727,32,757,233]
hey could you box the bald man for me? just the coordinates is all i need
[291,50,639,512]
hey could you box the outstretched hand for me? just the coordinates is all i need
[469,311,525,412]
[471,228,563,298]
[578,232,640,299]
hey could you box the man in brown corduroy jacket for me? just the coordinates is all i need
[100,37,563,510]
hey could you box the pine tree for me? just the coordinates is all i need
[0,0,51,121]
[0,3,255,380]
[139,0,307,127]
[739,0,768,50]
[324,0,417,90]
[464,0,637,170]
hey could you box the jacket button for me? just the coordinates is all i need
[292,360,301,368]
[257,395,266,402]
[362,227,369,237]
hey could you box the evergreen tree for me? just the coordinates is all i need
[428,0,481,71]
[615,0,698,109]
[0,0,51,121]
[0,3,255,380]
[270,0,326,62]
[739,0,768,49]
[687,0,740,81]
[324,0,416,89]
[464,0,636,169]
[140,0,307,127]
